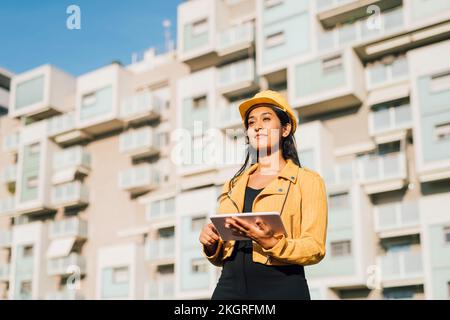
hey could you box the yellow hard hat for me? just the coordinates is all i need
[238,90,297,133]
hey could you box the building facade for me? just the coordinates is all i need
[1,0,450,300]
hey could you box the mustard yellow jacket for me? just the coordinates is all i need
[202,158,328,267]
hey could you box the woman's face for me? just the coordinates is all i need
[246,105,290,152]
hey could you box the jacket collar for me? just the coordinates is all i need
[227,158,299,212]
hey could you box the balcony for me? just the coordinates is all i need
[217,22,255,58]
[76,63,132,135]
[145,199,176,222]
[217,59,258,98]
[49,217,88,240]
[374,201,420,238]
[0,230,12,248]
[215,99,244,129]
[46,289,84,300]
[119,127,160,160]
[47,253,86,276]
[119,92,162,124]
[51,182,89,209]
[2,132,19,153]
[118,164,160,195]
[52,146,91,185]
[10,64,75,120]
[366,55,409,90]
[146,275,175,300]
[316,0,401,28]
[357,151,407,194]
[145,237,175,264]
[1,164,17,190]
[0,263,10,282]
[369,103,412,141]
[379,250,423,287]
[47,112,91,146]
[291,49,365,116]
[323,161,355,193]
[0,197,15,217]
[317,6,406,59]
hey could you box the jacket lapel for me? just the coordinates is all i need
[226,159,299,213]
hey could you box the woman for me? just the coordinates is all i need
[199,90,328,300]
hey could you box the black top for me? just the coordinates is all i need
[236,186,263,250]
[243,186,263,213]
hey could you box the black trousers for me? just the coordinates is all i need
[211,241,311,300]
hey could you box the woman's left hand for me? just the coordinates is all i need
[225,217,282,250]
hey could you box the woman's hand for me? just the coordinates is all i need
[199,223,221,255]
[225,217,282,250]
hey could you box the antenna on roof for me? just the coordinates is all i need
[163,19,174,52]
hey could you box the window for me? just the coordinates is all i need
[322,55,343,74]
[430,71,450,93]
[192,95,207,110]
[330,240,351,257]
[265,31,285,48]
[329,192,350,210]
[265,0,283,9]
[444,227,450,244]
[20,281,32,297]
[192,18,208,36]
[112,266,129,283]
[82,91,97,107]
[29,142,40,155]
[23,245,34,257]
[191,258,208,273]
[191,216,206,231]
[435,123,450,141]
[26,176,38,189]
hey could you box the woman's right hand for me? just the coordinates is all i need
[199,223,221,255]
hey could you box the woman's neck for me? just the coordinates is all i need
[256,151,287,176]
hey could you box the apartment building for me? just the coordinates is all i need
[1,0,450,300]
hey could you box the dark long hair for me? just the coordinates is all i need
[216,104,301,203]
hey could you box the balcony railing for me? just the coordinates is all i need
[366,56,409,89]
[53,146,91,172]
[47,112,76,137]
[369,103,412,135]
[215,99,244,129]
[49,217,88,239]
[51,182,89,208]
[379,250,423,281]
[317,6,404,53]
[1,164,17,184]
[145,237,175,262]
[118,164,160,193]
[120,92,162,123]
[357,151,406,183]
[147,275,175,299]
[119,127,160,158]
[47,253,86,276]
[316,0,355,12]
[217,22,254,52]
[46,289,84,300]
[375,201,420,233]
[217,59,256,90]
[323,161,355,188]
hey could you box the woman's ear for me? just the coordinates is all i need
[282,123,292,138]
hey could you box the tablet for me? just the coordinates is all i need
[210,211,287,241]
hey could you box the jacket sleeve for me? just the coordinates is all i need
[261,174,328,266]
[201,180,230,267]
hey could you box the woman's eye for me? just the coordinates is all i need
[263,118,270,121]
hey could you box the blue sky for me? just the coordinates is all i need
[0,0,181,76]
